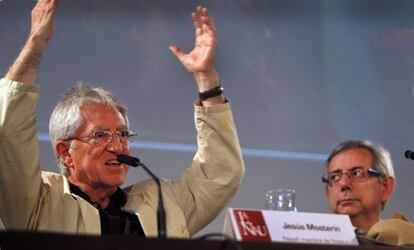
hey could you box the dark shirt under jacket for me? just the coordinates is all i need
[69,183,145,237]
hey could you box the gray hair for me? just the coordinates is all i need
[326,139,395,179]
[49,82,129,176]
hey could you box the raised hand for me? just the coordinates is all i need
[29,0,59,48]
[170,6,223,98]
[169,6,216,74]
[5,0,59,84]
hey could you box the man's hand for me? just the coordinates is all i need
[29,0,59,49]
[5,0,58,84]
[169,6,216,75]
[170,6,225,105]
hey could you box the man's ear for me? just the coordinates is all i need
[381,176,396,204]
[55,140,74,169]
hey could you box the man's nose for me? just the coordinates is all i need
[106,135,124,154]
[339,173,352,190]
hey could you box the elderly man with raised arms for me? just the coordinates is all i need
[0,0,244,237]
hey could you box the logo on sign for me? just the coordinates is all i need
[233,209,271,241]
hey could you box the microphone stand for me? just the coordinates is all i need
[117,154,167,238]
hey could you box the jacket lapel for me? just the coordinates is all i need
[62,176,101,235]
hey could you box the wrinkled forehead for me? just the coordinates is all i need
[78,103,127,132]
[327,148,374,173]
[81,102,120,114]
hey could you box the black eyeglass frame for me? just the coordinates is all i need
[321,167,385,185]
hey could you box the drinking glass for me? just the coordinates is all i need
[265,189,297,212]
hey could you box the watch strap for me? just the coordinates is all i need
[198,86,224,100]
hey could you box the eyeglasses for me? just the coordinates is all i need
[322,167,384,186]
[65,129,137,147]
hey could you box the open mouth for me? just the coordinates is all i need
[106,159,122,167]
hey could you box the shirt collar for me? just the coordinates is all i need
[69,182,127,212]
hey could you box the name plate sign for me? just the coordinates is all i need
[223,208,358,245]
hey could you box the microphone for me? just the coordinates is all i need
[117,154,141,167]
[405,150,414,160]
[117,154,167,238]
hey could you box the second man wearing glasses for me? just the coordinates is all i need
[322,140,414,245]
[323,140,395,232]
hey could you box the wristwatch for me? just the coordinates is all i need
[198,86,224,100]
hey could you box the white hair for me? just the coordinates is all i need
[49,82,129,176]
[326,139,395,179]
[326,140,396,210]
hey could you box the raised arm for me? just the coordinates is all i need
[5,0,58,84]
[0,0,58,230]
[169,6,225,106]
[168,7,243,235]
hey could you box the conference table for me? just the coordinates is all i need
[0,231,412,250]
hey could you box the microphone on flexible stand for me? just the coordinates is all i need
[405,150,414,160]
[117,154,167,238]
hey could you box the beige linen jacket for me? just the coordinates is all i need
[0,78,244,238]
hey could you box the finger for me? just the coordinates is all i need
[201,7,216,32]
[37,0,59,7]
[195,6,210,29]
[49,0,59,19]
[197,7,216,37]
[192,12,203,36]
[195,6,205,26]
[169,45,186,60]
[32,0,46,14]
[51,0,60,9]
[45,0,59,16]
[32,0,57,19]
[196,5,203,15]
[169,46,193,72]
[198,7,210,24]
[34,0,54,9]
[39,0,58,25]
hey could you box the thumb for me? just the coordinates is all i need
[169,45,186,61]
